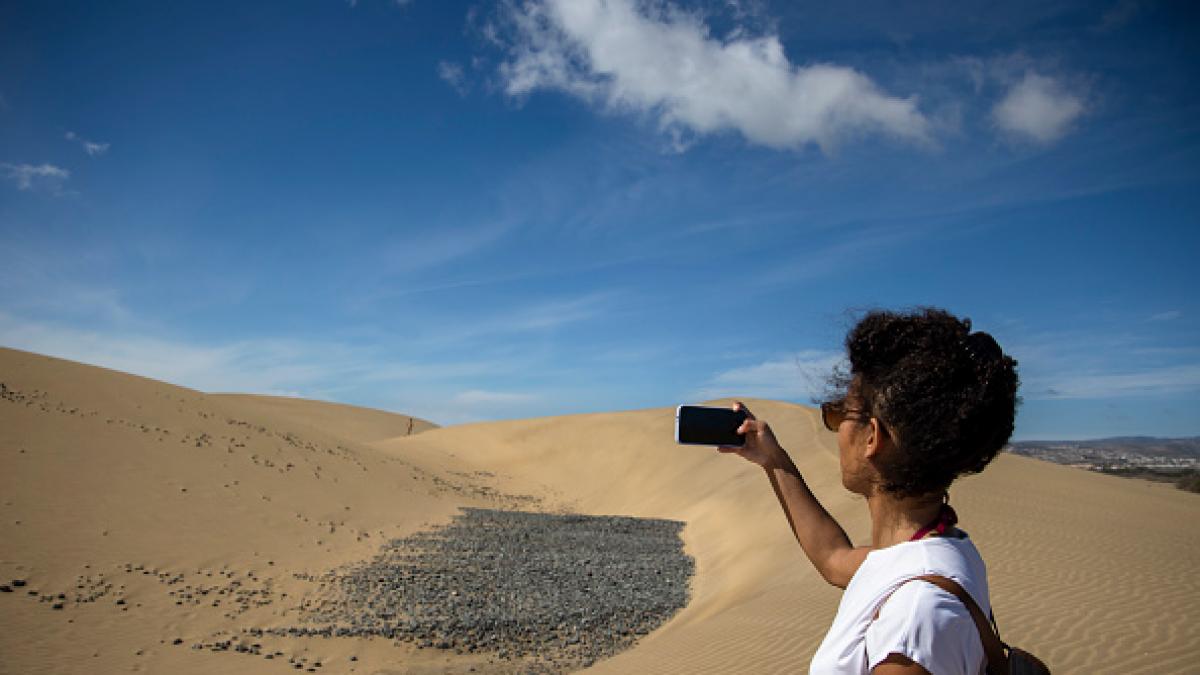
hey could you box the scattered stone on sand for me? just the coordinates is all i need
[270,508,693,673]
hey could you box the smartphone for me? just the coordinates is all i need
[675,405,747,447]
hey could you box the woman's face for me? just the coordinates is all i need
[837,389,876,495]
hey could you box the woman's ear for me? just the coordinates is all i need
[862,417,888,459]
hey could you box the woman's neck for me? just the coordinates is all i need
[867,491,946,548]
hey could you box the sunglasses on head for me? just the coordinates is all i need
[820,399,870,432]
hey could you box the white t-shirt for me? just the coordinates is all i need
[809,535,990,675]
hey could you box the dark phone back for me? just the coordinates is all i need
[675,406,747,446]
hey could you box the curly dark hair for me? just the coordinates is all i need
[828,307,1020,497]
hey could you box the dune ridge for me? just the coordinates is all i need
[2,346,1198,674]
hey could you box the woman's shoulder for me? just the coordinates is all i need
[861,535,984,579]
[851,536,989,611]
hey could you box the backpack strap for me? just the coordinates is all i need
[908,575,1010,675]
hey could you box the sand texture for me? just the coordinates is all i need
[2,346,1198,674]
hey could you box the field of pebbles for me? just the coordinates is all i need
[278,508,694,672]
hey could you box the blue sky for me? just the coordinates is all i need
[2,0,1198,439]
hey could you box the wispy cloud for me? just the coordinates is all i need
[692,350,844,402]
[992,71,1086,144]
[0,282,618,422]
[407,291,619,347]
[65,131,110,156]
[437,60,469,95]
[0,311,373,393]
[0,241,137,325]
[1,162,70,193]
[0,311,521,414]
[499,293,611,332]
[1093,0,1143,33]
[1005,322,1200,401]
[1149,310,1182,322]
[752,222,927,288]
[453,389,538,405]
[347,0,413,7]
[1026,364,1200,400]
[379,220,509,275]
[493,0,932,153]
[429,389,540,424]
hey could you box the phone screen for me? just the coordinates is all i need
[675,406,747,446]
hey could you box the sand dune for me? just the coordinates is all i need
[2,347,1198,674]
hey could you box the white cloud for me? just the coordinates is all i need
[693,350,844,401]
[992,72,1086,144]
[437,60,469,95]
[65,131,110,156]
[1,162,70,193]
[1149,310,1182,322]
[495,0,931,153]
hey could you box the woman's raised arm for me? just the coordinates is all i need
[719,402,869,588]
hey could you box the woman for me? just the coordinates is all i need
[722,308,1019,675]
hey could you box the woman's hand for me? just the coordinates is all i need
[719,401,789,470]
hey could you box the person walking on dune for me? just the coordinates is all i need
[721,308,1020,675]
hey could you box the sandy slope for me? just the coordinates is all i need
[0,348,520,675]
[2,347,1198,674]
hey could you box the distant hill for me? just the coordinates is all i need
[1007,436,1200,494]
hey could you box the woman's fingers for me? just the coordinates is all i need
[738,416,764,437]
[733,400,757,420]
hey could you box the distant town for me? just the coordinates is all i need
[1006,437,1200,493]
